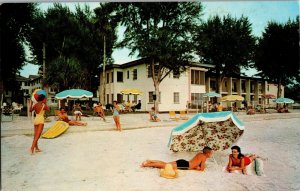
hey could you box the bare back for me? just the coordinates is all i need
[189,153,207,170]
[31,102,49,114]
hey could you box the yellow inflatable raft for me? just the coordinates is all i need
[42,121,69,139]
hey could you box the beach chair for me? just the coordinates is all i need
[169,111,179,121]
[1,106,13,121]
[179,110,189,120]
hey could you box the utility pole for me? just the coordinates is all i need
[100,35,106,105]
[42,42,46,87]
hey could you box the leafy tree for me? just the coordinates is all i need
[28,3,118,92]
[116,2,203,111]
[0,3,38,99]
[254,16,299,99]
[285,73,300,101]
[194,15,256,93]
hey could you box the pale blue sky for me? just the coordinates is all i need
[20,1,299,77]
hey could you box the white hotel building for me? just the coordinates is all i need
[99,59,214,112]
[99,59,284,112]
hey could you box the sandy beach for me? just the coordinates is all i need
[1,112,300,191]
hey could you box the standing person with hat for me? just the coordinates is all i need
[29,94,49,154]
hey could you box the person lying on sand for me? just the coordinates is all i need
[58,108,87,126]
[141,146,213,171]
[226,145,257,175]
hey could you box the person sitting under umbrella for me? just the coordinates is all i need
[277,104,289,113]
[141,146,213,171]
[58,108,87,126]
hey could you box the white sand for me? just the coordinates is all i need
[1,114,300,191]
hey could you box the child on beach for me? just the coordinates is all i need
[29,94,49,154]
[72,102,83,121]
[149,107,160,122]
[141,146,213,171]
[226,145,257,175]
[94,103,106,121]
[113,100,122,131]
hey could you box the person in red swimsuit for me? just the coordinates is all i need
[227,145,257,175]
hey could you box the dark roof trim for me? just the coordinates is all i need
[102,58,214,71]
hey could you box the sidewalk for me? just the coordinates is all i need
[1,110,299,137]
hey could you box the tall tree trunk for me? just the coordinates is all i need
[216,67,221,94]
[154,82,160,113]
[276,78,282,109]
[151,59,160,113]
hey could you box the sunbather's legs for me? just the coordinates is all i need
[141,160,177,169]
[141,160,167,168]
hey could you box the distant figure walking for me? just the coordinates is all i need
[113,100,122,131]
[29,94,50,154]
[95,103,106,121]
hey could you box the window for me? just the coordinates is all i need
[191,93,203,109]
[267,85,269,91]
[106,73,109,84]
[127,71,130,79]
[149,91,161,103]
[232,81,237,92]
[241,81,246,92]
[133,69,137,80]
[250,81,255,92]
[174,92,179,104]
[210,81,216,91]
[173,69,180,79]
[111,94,114,103]
[106,94,109,104]
[117,94,123,103]
[147,65,159,78]
[117,72,123,82]
[191,70,205,85]
[111,72,114,83]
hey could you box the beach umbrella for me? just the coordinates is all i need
[55,89,93,100]
[221,95,244,102]
[262,94,276,99]
[221,95,244,111]
[203,92,221,98]
[273,97,294,104]
[168,111,245,152]
[262,94,276,110]
[203,92,221,112]
[120,88,143,95]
